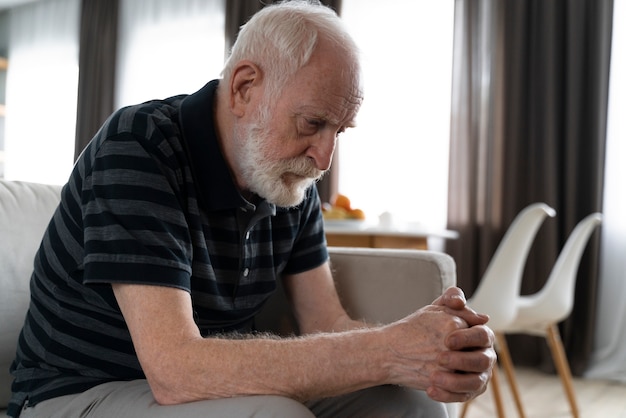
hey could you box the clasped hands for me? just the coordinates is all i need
[384,286,496,403]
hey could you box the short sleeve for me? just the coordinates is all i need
[82,135,193,290]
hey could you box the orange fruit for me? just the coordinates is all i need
[333,194,352,211]
[349,208,366,220]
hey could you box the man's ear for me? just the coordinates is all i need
[229,61,263,117]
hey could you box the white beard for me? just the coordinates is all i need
[234,112,324,207]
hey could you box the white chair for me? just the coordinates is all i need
[498,213,603,418]
[460,203,556,418]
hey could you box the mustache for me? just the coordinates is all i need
[282,157,325,180]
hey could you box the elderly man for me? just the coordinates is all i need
[9,1,495,417]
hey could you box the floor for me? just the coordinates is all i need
[460,366,626,418]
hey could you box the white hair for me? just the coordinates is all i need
[221,0,360,102]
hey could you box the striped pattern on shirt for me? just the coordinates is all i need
[8,81,328,416]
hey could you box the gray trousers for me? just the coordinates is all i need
[19,379,449,418]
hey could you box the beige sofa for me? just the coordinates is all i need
[0,180,458,417]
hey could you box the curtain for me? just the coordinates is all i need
[586,0,626,382]
[447,0,612,375]
[4,0,80,185]
[447,0,508,294]
[115,0,225,109]
[74,0,118,160]
[224,0,270,60]
[75,0,224,156]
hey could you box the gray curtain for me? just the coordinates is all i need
[224,0,270,60]
[74,0,118,160]
[446,0,612,376]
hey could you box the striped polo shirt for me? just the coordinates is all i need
[8,80,328,416]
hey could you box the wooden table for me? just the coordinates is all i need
[324,222,458,250]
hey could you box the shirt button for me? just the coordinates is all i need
[243,268,250,277]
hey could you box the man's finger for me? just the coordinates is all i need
[445,325,495,351]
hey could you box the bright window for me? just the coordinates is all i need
[338,1,454,230]
[4,0,80,185]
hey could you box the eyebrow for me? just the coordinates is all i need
[297,109,358,129]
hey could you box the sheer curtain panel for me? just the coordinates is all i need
[585,0,626,383]
[116,0,225,109]
[4,0,80,184]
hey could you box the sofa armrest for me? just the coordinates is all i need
[255,247,456,335]
[328,247,456,325]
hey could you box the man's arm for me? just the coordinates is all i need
[281,261,364,334]
[113,262,494,405]
[113,280,392,404]
[284,262,496,403]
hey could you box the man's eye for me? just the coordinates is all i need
[306,119,325,129]
[299,118,325,136]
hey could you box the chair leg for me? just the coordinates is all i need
[545,324,580,418]
[490,362,507,418]
[496,333,526,418]
[459,363,506,418]
[460,399,471,418]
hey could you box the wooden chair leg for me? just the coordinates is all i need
[545,324,580,418]
[496,333,526,418]
[490,361,507,418]
[460,363,506,418]
[460,399,471,418]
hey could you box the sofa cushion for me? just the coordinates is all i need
[0,181,62,410]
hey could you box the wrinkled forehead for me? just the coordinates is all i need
[284,70,362,128]
[285,40,363,123]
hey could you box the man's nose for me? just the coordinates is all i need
[306,132,336,171]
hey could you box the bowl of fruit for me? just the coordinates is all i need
[322,193,367,229]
